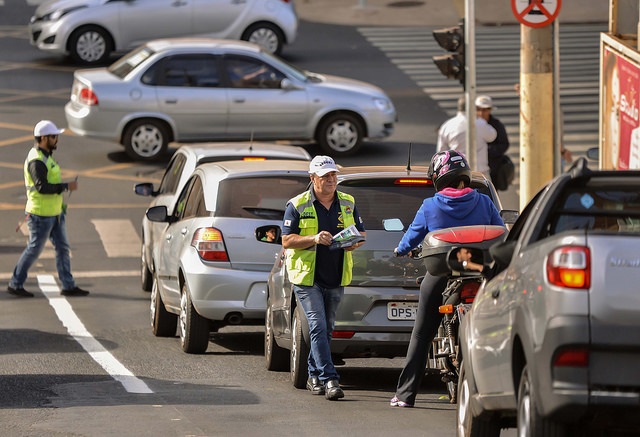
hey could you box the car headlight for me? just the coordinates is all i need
[40,6,87,22]
[373,98,392,112]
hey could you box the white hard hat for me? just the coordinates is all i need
[34,120,65,136]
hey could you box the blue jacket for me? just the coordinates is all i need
[396,188,504,256]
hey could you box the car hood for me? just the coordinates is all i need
[308,73,389,98]
[35,0,100,16]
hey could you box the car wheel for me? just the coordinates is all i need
[68,25,112,66]
[290,306,309,389]
[150,275,177,337]
[179,283,210,354]
[517,365,566,437]
[123,119,170,162]
[316,113,364,157]
[456,359,500,437]
[140,232,152,292]
[242,23,284,55]
[265,302,289,371]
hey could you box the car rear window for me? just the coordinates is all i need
[216,176,310,220]
[550,182,640,234]
[337,178,494,230]
[108,46,155,79]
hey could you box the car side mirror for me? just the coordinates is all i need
[256,225,281,244]
[146,205,169,223]
[134,182,156,197]
[280,78,301,90]
[489,240,516,269]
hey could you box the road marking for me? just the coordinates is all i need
[92,219,141,258]
[38,274,153,394]
[0,270,139,281]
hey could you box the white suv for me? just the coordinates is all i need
[29,0,298,65]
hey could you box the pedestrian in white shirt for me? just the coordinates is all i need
[436,96,497,179]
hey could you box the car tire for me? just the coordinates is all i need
[265,301,289,371]
[517,365,566,437]
[316,113,364,157]
[179,284,210,354]
[140,232,152,292]
[123,119,170,162]
[68,25,112,66]
[242,22,284,55]
[150,275,177,337]
[456,359,501,437]
[290,305,309,389]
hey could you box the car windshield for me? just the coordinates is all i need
[108,46,155,79]
[216,176,310,220]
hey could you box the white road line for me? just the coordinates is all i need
[38,274,153,394]
[91,219,141,258]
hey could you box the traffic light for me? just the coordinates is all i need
[432,20,465,87]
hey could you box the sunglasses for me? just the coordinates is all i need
[47,135,59,139]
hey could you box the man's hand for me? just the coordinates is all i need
[315,230,333,246]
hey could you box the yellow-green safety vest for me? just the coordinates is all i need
[24,148,63,217]
[285,190,356,286]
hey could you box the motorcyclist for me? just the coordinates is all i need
[389,150,505,408]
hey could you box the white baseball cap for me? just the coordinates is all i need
[475,95,495,109]
[309,155,339,176]
[34,120,65,137]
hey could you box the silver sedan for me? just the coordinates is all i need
[64,38,396,161]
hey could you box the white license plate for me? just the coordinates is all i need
[387,302,418,320]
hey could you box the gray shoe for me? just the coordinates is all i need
[306,376,325,395]
[324,379,344,400]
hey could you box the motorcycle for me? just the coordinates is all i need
[416,225,507,403]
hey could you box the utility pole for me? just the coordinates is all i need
[465,0,476,171]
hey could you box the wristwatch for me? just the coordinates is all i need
[462,260,468,269]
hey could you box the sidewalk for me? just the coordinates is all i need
[295,0,608,27]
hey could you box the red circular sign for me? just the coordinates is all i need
[511,0,562,28]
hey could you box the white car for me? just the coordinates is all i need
[65,38,396,161]
[134,141,311,292]
[28,0,297,65]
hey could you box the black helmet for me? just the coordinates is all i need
[428,150,471,191]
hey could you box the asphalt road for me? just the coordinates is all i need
[0,5,467,437]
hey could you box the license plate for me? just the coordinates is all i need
[387,302,418,320]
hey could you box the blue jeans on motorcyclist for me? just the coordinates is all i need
[294,283,344,383]
[394,272,448,405]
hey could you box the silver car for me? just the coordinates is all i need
[265,165,510,388]
[64,38,396,161]
[134,141,311,292]
[145,160,311,354]
[29,0,297,65]
[458,160,640,435]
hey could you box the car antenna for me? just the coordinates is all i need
[406,142,413,173]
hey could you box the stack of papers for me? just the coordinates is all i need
[329,224,365,250]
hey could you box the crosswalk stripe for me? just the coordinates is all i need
[91,219,141,258]
[358,23,606,167]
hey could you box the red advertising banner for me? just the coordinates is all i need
[602,46,640,170]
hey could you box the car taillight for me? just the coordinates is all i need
[394,178,431,186]
[546,246,590,289]
[553,347,589,367]
[79,88,98,106]
[191,227,228,261]
[460,281,480,303]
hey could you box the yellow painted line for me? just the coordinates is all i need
[0,181,24,190]
[0,203,147,211]
[0,121,34,131]
[0,135,34,147]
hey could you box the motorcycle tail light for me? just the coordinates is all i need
[553,347,589,367]
[460,282,480,304]
[546,246,590,289]
[191,227,229,261]
[332,331,355,339]
[439,304,454,314]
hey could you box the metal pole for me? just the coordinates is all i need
[553,19,562,176]
[465,0,476,171]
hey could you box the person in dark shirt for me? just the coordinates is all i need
[8,120,89,298]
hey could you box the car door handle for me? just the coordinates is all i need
[491,289,500,299]
[181,227,188,236]
[165,234,172,241]
[164,99,178,104]
[171,0,188,7]
[232,97,246,103]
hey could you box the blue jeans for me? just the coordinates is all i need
[10,212,76,290]
[294,283,344,383]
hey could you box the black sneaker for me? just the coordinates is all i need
[306,377,325,395]
[7,286,34,298]
[61,287,90,297]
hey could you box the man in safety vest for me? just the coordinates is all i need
[282,155,366,400]
[7,120,89,298]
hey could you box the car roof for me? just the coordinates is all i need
[195,159,311,179]
[145,38,262,54]
[175,142,312,163]
[337,165,490,185]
